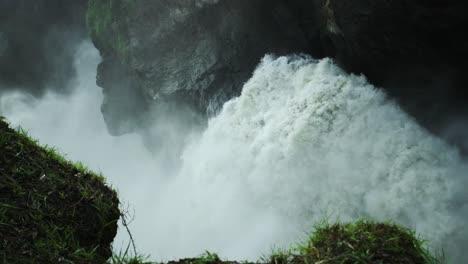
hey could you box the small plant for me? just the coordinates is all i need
[268,250,290,264]
[109,206,154,264]
[268,219,443,264]
[86,0,134,62]
[195,251,221,264]
[109,251,153,264]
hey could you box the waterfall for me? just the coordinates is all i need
[1,44,467,261]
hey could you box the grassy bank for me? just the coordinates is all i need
[0,117,441,263]
[0,118,120,263]
[113,219,441,264]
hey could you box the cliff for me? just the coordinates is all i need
[0,118,120,263]
[86,0,321,135]
[318,0,468,142]
[87,0,468,151]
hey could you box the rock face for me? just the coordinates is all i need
[2,0,465,145]
[0,118,120,263]
[87,0,322,135]
[0,0,88,94]
[88,0,467,141]
[319,0,468,137]
[0,32,8,57]
[320,0,467,77]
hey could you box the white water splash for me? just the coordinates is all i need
[1,44,467,261]
[174,55,468,260]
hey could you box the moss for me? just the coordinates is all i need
[111,219,441,264]
[270,219,442,264]
[86,0,135,62]
[86,0,112,39]
[0,118,120,263]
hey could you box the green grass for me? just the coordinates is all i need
[191,252,222,264]
[0,115,445,263]
[162,252,227,264]
[86,0,135,61]
[0,118,120,263]
[267,219,442,264]
[109,251,153,264]
[108,218,442,264]
[86,0,113,38]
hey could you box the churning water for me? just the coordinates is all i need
[1,42,467,261]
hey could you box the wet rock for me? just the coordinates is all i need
[317,0,468,151]
[87,0,321,135]
[88,0,468,148]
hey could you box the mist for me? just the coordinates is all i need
[0,41,292,260]
[0,0,87,94]
[1,42,468,262]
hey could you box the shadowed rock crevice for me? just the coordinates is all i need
[88,0,467,152]
[318,0,468,148]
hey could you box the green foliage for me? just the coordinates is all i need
[86,0,135,62]
[110,251,154,264]
[1,115,444,263]
[86,0,112,38]
[109,249,222,264]
[0,119,120,263]
[97,211,444,264]
[269,219,443,264]
[192,252,221,264]
[163,252,226,264]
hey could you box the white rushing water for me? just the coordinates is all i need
[1,42,467,261]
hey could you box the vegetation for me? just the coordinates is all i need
[109,252,153,264]
[86,0,136,61]
[0,117,441,263]
[0,118,120,263]
[108,251,224,264]
[107,219,442,264]
[268,219,442,264]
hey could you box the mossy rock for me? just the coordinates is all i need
[270,219,440,264]
[118,220,440,264]
[0,118,120,263]
[86,0,135,62]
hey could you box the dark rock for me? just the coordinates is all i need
[317,0,468,148]
[87,0,321,135]
[97,56,148,135]
[88,0,468,151]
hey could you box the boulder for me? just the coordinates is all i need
[88,0,468,149]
